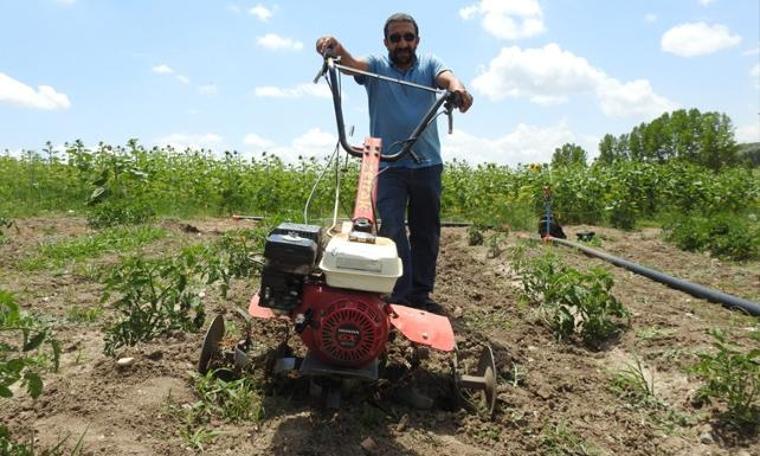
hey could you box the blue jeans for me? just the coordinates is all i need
[376,164,442,303]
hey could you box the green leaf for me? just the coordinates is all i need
[25,372,43,399]
[23,331,46,352]
[0,385,12,398]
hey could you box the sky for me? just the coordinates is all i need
[0,0,758,166]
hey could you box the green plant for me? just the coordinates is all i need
[690,329,759,430]
[193,370,264,423]
[0,215,12,244]
[65,305,103,324]
[22,225,167,270]
[0,290,61,398]
[663,213,760,261]
[468,224,485,246]
[540,421,603,456]
[609,357,657,406]
[102,255,205,356]
[0,424,86,456]
[201,228,266,298]
[513,250,629,346]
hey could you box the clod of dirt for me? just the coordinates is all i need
[396,413,410,432]
[360,436,378,453]
[116,357,135,367]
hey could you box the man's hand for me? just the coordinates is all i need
[450,85,473,113]
[436,71,473,113]
[315,36,344,56]
[314,36,368,72]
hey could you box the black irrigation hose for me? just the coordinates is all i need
[546,236,760,317]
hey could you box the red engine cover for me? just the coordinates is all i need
[297,284,389,367]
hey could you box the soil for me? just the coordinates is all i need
[1,216,758,455]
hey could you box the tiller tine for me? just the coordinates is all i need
[455,345,498,418]
[198,314,225,374]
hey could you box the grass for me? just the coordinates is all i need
[635,325,676,342]
[20,225,167,270]
[540,421,604,456]
[609,357,657,406]
[65,304,103,324]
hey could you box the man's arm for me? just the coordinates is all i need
[436,70,473,113]
[315,36,369,73]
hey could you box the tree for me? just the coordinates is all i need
[594,108,740,169]
[551,143,588,168]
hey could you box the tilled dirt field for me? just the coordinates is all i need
[1,216,758,455]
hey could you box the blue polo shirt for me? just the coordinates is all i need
[355,54,449,168]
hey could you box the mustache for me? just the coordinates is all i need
[390,47,415,62]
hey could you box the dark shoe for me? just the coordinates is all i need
[382,294,411,306]
[409,296,445,315]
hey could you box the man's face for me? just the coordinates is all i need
[384,21,419,66]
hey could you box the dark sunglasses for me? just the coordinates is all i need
[388,32,416,43]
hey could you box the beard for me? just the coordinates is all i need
[389,47,416,66]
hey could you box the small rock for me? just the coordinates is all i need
[699,431,714,445]
[116,357,135,367]
[360,436,377,453]
[452,306,463,318]
[396,413,409,432]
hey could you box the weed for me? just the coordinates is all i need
[609,356,657,406]
[635,325,675,342]
[467,224,485,246]
[512,250,629,346]
[193,370,264,423]
[486,232,508,259]
[540,421,604,456]
[0,290,61,398]
[663,213,760,261]
[21,225,167,270]
[0,215,12,244]
[0,424,87,455]
[101,255,205,356]
[690,329,759,430]
[65,305,103,324]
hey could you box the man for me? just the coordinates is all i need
[316,13,473,313]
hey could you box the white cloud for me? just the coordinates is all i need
[198,83,218,95]
[54,0,76,6]
[176,75,191,84]
[249,4,273,22]
[0,73,71,110]
[595,78,677,118]
[243,133,276,149]
[751,63,760,89]
[254,82,331,98]
[698,0,716,6]
[742,46,760,56]
[256,33,303,51]
[661,22,741,57]
[644,13,657,24]
[735,123,759,143]
[152,64,174,75]
[226,4,241,14]
[442,121,597,166]
[459,0,545,40]
[263,128,337,162]
[155,133,224,151]
[471,43,677,119]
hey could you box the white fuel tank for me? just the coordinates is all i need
[319,233,402,293]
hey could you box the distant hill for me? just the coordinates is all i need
[738,142,760,167]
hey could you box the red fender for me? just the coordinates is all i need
[248,292,275,319]
[387,304,455,352]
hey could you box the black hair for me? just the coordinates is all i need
[383,13,419,38]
